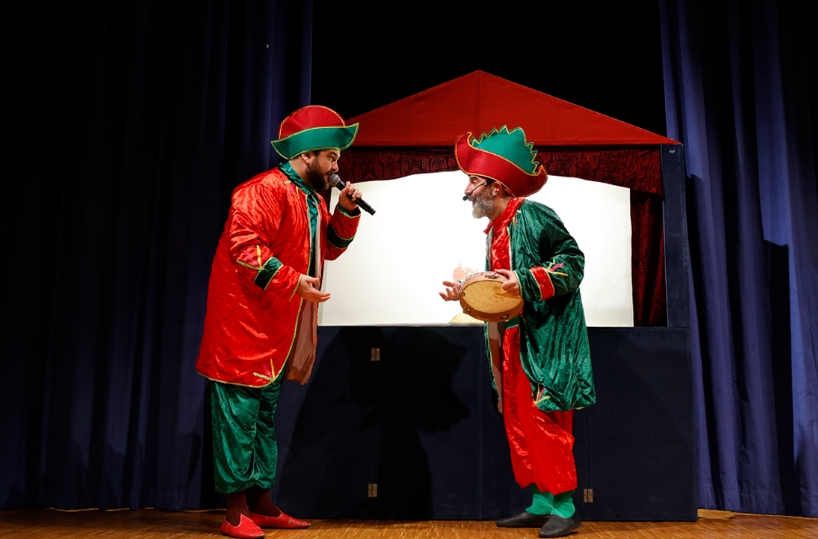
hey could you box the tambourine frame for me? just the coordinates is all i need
[458,272,524,323]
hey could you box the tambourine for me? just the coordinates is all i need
[458,272,524,323]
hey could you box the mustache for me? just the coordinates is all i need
[462,182,487,201]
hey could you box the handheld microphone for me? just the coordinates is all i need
[462,182,487,201]
[329,174,376,215]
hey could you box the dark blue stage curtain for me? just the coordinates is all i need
[661,0,818,517]
[0,0,313,510]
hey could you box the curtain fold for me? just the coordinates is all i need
[661,0,818,516]
[0,0,313,510]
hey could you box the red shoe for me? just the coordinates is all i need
[220,514,265,538]
[249,510,310,529]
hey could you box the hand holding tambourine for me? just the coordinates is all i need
[440,269,524,323]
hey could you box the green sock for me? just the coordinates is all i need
[526,484,554,516]
[551,490,575,518]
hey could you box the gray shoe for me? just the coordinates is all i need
[538,512,582,537]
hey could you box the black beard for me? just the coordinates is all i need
[305,159,329,191]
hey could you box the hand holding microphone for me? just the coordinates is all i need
[329,174,376,215]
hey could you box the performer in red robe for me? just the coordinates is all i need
[196,105,365,539]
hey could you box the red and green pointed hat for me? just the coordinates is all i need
[271,105,359,160]
[454,126,548,197]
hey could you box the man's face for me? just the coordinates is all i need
[304,150,340,191]
[465,175,494,219]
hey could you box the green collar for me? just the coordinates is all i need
[279,161,317,198]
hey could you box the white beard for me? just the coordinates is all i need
[471,192,495,219]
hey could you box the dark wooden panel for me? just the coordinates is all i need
[271,326,694,521]
[585,327,696,521]
[661,144,691,329]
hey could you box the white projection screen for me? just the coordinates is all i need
[319,171,633,327]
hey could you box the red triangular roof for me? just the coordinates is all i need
[348,71,676,147]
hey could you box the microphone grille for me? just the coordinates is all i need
[328,174,341,187]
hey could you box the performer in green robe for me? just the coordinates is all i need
[441,126,596,538]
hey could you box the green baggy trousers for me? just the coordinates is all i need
[210,378,283,494]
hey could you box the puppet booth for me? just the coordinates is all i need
[271,71,694,522]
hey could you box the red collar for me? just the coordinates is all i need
[484,197,524,235]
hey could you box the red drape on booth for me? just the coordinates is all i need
[338,147,667,327]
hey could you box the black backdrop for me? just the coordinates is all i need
[0,0,314,509]
[311,0,666,134]
[1,0,669,511]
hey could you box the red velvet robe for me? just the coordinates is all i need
[196,165,360,387]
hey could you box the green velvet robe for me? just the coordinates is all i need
[486,198,596,412]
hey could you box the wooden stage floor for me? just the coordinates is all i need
[1,508,817,538]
